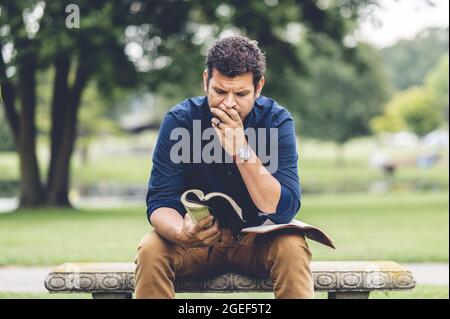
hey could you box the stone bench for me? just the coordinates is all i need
[45,261,415,299]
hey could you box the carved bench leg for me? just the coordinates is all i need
[92,292,133,299]
[328,292,370,299]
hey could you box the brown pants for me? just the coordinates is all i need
[134,228,314,299]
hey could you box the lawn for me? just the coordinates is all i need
[0,285,448,299]
[0,192,447,266]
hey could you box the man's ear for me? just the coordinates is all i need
[203,69,209,93]
[256,76,265,97]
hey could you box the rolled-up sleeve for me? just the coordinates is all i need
[260,112,301,224]
[146,112,187,224]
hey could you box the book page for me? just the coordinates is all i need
[241,219,335,249]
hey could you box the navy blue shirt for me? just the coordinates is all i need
[146,95,301,228]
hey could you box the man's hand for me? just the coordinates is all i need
[211,103,247,156]
[176,214,221,247]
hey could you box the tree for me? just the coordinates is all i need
[371,87,441,136]
[381,27,449,91]
[0,0,193,207]
[141,0,385,107]
[372,52,448,136]
[1,0,381,208]
[425,53,449,123]
[76,83,126,165]
[292,42,391,164]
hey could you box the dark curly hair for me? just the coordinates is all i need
[205,36,266,90]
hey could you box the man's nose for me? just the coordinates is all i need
[223,93,236,107]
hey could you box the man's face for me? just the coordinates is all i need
[203,68,264,121]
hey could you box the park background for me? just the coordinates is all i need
[0,0,448,298]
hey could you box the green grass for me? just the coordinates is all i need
[301,192,449,262]
[0,207,149,266]
[0,285,448,299]
[0,192,447,266]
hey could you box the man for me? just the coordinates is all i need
[135,36,313,299]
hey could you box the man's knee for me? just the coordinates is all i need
[267,230,312,263]
[135,231,178,265]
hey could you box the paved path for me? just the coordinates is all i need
[404,263,449,286]
[0,263,448,293]
[0,266,52,292]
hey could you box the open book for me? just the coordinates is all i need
[181,189,335,249]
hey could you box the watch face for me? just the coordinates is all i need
[239,146,251,160]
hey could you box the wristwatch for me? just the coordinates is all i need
[235,145,252,162]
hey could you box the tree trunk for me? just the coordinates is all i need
[46,55,90,207]
[0,47,20,146]
[46,54,71,206]
[17,54,45,207]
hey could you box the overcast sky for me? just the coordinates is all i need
[357,0,449,48]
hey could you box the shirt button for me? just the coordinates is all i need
[227,171,232,175]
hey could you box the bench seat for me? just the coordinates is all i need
[45,261,416,299]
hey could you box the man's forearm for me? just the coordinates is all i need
[149,207,221,248]
[149,207,184,244]
[236,145,281,214]
[211,103,282,213]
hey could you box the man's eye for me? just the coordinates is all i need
[237,92,248,97]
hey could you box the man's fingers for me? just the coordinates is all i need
[211,107,233,124]
[211,117,221,127]
[196,215,215,229]
[200,220,220,237]
[211,119,225,137]
[195,221,219,240]
[219,104,241,123]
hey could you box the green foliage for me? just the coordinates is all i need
[381,28,449,91]
[425,53,449,122]
[372,53,448,136]
[372,87,441,136]
[31,69,127,164]
[78,83,123,136]
[401,90,442,136]
[293,43,391,144]
[142,0,381,111]
[1,0,384,140]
